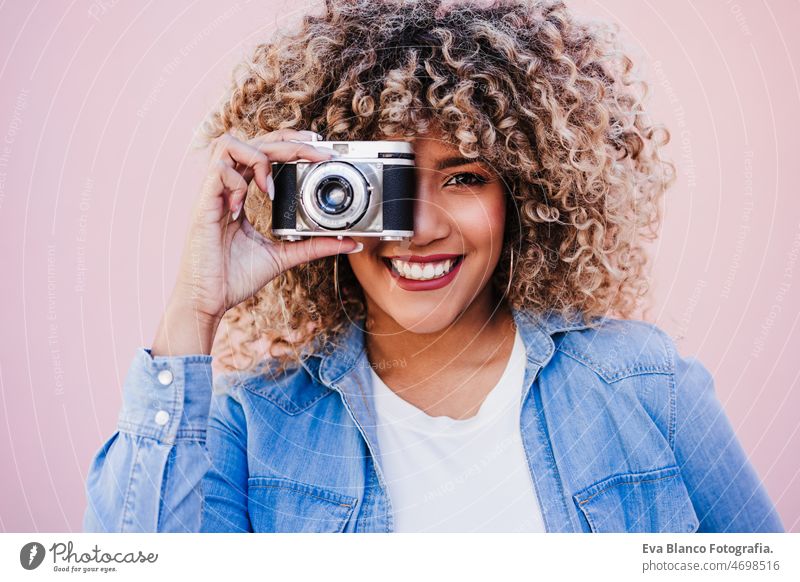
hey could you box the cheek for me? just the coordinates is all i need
[449,194,506,248]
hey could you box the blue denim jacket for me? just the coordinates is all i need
[82,307,784,532]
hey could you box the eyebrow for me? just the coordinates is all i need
[433,156,487,172]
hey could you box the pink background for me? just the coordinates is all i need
[1,0,798,532]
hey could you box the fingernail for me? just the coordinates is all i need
[232,203,242,221]
[344,242,363,254]
[267,174,275,201]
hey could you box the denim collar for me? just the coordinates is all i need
[312,306,598,387]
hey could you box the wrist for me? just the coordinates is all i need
[169,282,226,327]
[167,299,222,331]
[151,300,221,357]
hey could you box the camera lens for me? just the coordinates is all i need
[300,160,370,230]
[315,176,353,215]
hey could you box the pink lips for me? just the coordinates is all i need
[383,254,465,292]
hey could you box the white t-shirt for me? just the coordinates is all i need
[369,327,546,532]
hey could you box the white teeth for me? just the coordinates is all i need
[389,257,460,281]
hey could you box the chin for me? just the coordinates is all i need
[378,301,462,334]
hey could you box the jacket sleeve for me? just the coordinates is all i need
[82,347,252,532]
[672,354,784,532]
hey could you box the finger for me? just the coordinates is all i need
[214,134,271,194]
[241,140,337,202]
[233,163,255,185]
[247,140,338,165]
[250,129,323,144]
[273,237,363,272]
[213,161,249,219]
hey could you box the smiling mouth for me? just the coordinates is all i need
[381,255,464,281]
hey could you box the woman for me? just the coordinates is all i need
[82,0,783,532]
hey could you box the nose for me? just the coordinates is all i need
[408,178,450,247]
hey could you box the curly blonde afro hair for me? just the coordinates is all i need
[201,0,675,374]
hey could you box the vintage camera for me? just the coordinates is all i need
[271,140,415,241]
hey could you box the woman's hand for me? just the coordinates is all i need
[152,129,361,356]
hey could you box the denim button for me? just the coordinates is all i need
[154,410,170,426]
[157,369,174,386]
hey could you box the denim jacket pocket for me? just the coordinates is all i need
[247,476,357,533]
[573,465,700,533]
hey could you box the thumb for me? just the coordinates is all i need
[275,237,363,272]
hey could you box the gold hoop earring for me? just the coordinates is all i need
[333,254,340,299]
[504,249,515,298]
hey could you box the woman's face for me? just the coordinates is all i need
[347,132,508,334]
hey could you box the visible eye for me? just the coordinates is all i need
[443,172,490,188]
